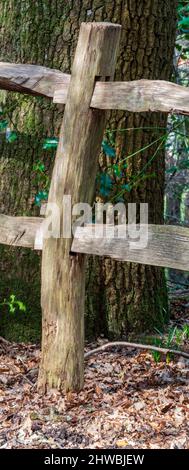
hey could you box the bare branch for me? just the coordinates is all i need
[84,341,189,360]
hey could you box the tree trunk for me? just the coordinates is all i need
[0,1,176,342]
[85,0,177,337]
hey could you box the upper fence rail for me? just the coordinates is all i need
[0,62,189,115]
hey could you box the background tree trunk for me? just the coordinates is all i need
[0,1,176,341]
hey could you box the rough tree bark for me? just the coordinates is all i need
[0,1,176,341]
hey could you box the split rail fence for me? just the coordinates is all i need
[0,22,189,391]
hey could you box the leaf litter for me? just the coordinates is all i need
[0,337,188,449]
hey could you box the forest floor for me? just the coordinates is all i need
[0,298,189,450]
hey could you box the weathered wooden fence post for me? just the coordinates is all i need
[38,22,121,392]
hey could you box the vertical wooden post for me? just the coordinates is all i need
[38,22,121,392]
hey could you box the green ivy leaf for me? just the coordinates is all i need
[99,187,111,197]
[165,166,178,173]
[0,120,8,130]
[178,17,189,28]
[179,159,189,169]
[38,191,48,199]
[98,172,113,197]
[33,162,45,172]
[43,138,59,150]
[102,140,116,158]
[6,131,18,143]
[113,164,122,177]
[34,190,48,207]
[121,184,131,191]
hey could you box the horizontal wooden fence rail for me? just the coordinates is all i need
[92,80,189,114]
[0,62,70,98]
[54,80,189,115]
[72,225,189,271]
[0,215,189,271]
[0,214,43,248]
[0,62,189,115]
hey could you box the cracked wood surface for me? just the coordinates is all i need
[54,79,189,115]
[71,224,189,271]
[0,62,70,98]
[0,214,43,249]
[1,215,189,271]
[38,22,122,392]
[0,62,188,115]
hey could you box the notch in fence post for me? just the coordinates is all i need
[38,22,121,393]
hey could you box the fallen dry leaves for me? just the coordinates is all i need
[0,337,189,449]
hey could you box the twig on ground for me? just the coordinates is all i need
[0,336,11,345]
[84,341,189,360]
[14,373,34,387]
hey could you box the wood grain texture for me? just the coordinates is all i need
[72,224,189,271]
[0,214,42,249]
[38,22,121,393]
[0,62,188,116]
[1,215,188,272]
[54,79,189,115]
[0,62,70,98]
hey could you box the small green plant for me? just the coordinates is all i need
[151,324,189,363]
[0,294,26,314]
[182,324,189,340]
[151,337,162,363]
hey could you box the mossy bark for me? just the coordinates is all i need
[0,1,176,341]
